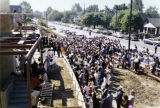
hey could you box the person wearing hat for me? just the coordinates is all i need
[115,86,124,108]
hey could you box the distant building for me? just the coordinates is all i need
[72,12,83,24]
[10,5,22,24]
[143,14,160,36]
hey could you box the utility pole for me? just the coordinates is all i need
[128,0,133,51]
[115,6,118,32]
[46,11,48,27]
[83,3,86,14]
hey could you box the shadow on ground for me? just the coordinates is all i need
[111,69,124,93]
[48,63,75,107]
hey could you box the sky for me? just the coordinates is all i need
[9,0,160,13]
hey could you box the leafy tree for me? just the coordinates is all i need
[81,12,94,27]
[121,10,144,32]
[20,1,33,18]
[61,11,77,23]
[48,10,63,21]
[110,10,126,29]
[145,6,158,14]
[86,5,99,12]
[101,13,111,28]
[61,17,68,23]
[132,0,144,12]
[20,1,33,13]
[46,6,53,15]
[104,6,111,14]
[81,12,111,29]
[93,13,103,28]
[34,11,42,19]
[118,3,128,10]
[72,3,82,12]
[113,3,128,12]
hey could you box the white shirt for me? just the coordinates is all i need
[94,72,99,80]
[128,95,135,105]
[83,86,89,96]
[31,90,40,106]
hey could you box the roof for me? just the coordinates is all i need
[10,5,22,13]
[144,22,156,28]
[145,14,160,18]
[148,18,160,28]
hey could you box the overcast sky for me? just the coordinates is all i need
[10,0,160,12]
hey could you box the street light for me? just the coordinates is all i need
[128,0,133,51]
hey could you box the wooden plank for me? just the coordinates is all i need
[18,35,29,44]
[24,40,36,44]
[0,51,28,55]
[26,62,32,108]
[0,44,32,48]
[25,36,42,60]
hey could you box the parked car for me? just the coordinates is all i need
[124,34,139,41]
[93,29,101,33]
[144,38,160,45]
[114,32,124,38]
[50,26,56,30]
[101,30,112,35]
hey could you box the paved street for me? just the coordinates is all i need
[48,22,160,57]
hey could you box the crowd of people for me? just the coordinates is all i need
[17,33,159,108]
[61,36,140,108]
[41,34,159,108]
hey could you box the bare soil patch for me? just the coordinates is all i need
[114,68,160,108]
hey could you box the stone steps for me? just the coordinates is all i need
[8,76,29,108]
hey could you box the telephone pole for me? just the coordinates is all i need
[128,0,133,51]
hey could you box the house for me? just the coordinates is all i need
[143,14,160,36]
[72,11,84,24]
[10,5,22,24]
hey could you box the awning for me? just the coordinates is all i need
[144,22,156,28]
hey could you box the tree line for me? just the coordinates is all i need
[20,0,160,33]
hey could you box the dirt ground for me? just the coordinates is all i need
[114,68,160,108]
[48,58,78,107]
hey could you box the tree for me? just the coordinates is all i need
[34,11,42,19]
[48,10,63,21]
[104,6,112,15]
[110,10,126,29]
[72,3,82,12]
[86,5,99,12]
[145,6,158,15]
[20,1,33,18]
[81,12,111,29]
[113,3,128,12]
[93,13,103,28]
[81,12,94,27]
[46,6,53,15]
[121,10,144,32]
[61,11,77,23]
[20,1,33,13]
[101,13,112,28]
[132,0,144,12]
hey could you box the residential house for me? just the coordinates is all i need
[143,14,160,36]
[10,5,22,24]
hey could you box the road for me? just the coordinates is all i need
[48,22,160,57]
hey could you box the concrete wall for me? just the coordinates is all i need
[0,0,10,13]
[63,56,86,108]
[0,54,14,90]
[0,14,11,35]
